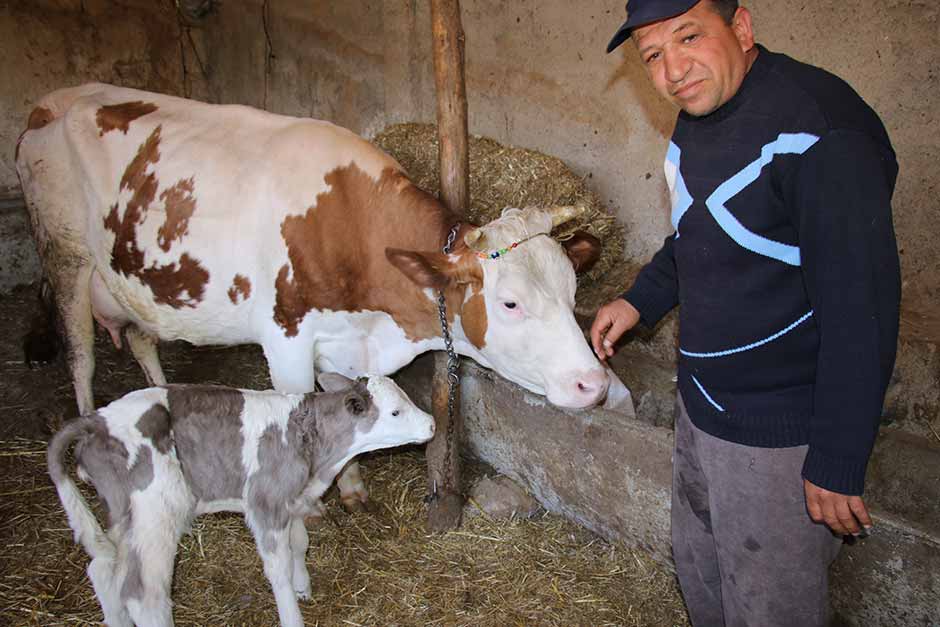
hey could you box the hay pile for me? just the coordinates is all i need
[1,442,689,627]
[0,287,690,626]
[373,123,635,316]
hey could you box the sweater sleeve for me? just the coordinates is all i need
[791,129,900,495]
[623,233,680,328]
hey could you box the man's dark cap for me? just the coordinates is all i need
[606,0,701,53]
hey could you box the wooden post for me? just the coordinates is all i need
[427,0,469,532]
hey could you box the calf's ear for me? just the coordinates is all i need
[345,393,367,415]
[318,372,354,392]
[561,231,601,274]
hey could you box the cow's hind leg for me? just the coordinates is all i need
[52,264,96,414]
[249,517,304,627]
[125,325,166,386]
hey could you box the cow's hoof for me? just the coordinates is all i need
[295,588,312,601]
[341,497,368,513]
[427,492,464,532]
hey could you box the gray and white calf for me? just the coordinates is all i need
[47,374,434,627]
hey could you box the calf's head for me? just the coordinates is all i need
[317,374,435,457]
[388,206,610,409]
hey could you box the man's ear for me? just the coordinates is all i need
[561,231,602,274]
[386,248,452,289]
[732,7,755,52]
[318,372,354,392]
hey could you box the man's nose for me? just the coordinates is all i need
[664,51,691,83]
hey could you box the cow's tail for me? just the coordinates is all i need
[22,278,60,369]
[47,417,117,561]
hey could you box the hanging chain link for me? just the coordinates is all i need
[428,222,462,502]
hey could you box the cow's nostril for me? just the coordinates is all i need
[577,381,594,393]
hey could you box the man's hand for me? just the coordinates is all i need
[804,479,873,536]
[590,299,641,361]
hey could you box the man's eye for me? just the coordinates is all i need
[683,34,699,44]
[645,52,660,63]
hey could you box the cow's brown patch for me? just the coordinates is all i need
[228,274,252,304]
[96,101,159,136]
[157,177,196,252]
[104,126,209,308]
[273,164,483,341]
[461,288,487,349]
[15,106,55,162]
[27,106,54,130]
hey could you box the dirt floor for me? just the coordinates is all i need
[0,284,689,627]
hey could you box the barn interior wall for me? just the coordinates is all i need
[1,0,937,434]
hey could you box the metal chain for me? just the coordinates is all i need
[429,222,462,501]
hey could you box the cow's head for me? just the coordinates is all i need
[387,206,610,409]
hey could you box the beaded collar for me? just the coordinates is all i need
[473,233,545,260]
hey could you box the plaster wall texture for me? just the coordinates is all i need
[2,0,936,326]
[1,1,936,428]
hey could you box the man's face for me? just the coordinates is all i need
[632,1,755,117]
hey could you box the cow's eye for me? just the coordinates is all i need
[503,301,517,310]
[392,410,400,417]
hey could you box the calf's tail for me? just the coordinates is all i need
[47,417,116,561]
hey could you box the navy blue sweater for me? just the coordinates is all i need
[624,46,900,495]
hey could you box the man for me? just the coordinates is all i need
[594,1,900,625]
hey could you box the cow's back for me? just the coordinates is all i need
[16,83,404,343]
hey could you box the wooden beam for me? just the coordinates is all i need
[427,0,469,532]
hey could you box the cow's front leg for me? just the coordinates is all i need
[262,336,316,394]
[288,516,311,600]
[337,460,370,512]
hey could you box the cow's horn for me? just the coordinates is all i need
[548,204,585,228]
[464,227,486,251]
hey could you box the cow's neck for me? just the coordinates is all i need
[275,164,486,352]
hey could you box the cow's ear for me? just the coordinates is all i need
[561,231,601,274]
[344,392,367,415]
[318,372,354,392]
[385,248,451,289]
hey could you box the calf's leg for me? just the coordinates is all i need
[289,516,312,599]
[87,551,132,627]
[249,517,304,627]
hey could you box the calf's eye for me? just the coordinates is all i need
[392,410,400,417]
[504,302,517,310]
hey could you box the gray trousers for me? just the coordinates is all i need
[672,394,842,627]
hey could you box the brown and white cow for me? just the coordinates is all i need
[47,374,433,627]
[17,83,628,505]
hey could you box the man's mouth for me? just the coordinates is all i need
[673,79,704,99]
